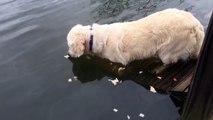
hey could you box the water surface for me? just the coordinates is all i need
[0,0,212,120]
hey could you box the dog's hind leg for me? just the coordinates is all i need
[158,39,190,64]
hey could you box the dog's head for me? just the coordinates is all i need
[67,24,87,57]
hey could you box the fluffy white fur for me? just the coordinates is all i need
[67,8,204,65]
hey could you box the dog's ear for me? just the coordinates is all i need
[67,24,86,57]
[69,37,85,57]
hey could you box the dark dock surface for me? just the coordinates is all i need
[69,55,197,92]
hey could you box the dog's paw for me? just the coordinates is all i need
[161,56,178,65]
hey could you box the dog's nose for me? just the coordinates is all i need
[67,53,72,58]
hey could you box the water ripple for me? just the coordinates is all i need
[1,25,38,43]
[0,0,16,6]
[0,15,35,33]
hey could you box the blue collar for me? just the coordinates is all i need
[89,26,93,52]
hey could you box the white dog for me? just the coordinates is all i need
[67,8,204,65]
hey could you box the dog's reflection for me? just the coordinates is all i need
[68,55,164,83]
[69,55,119,83]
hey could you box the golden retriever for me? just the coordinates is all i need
[67,8,204,65]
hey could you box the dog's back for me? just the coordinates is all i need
[118,8,204,64]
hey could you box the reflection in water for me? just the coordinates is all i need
[69,54,197,92]
[70,55,110,82]
[69,55,162,83]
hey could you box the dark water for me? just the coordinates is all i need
[0,0,212,120]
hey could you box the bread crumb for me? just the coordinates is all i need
[68,78,72,82]
[139,113,145,118]
[127,115,130,119]
[113,108,118,112]
[118,67,125,72]
[108,78,119,85]
[173,78,177,81]
[73,76,78,80]
[64,55,70,59]
[157,76,162,80]
[139,71,143,74]
[150,86,157,93]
